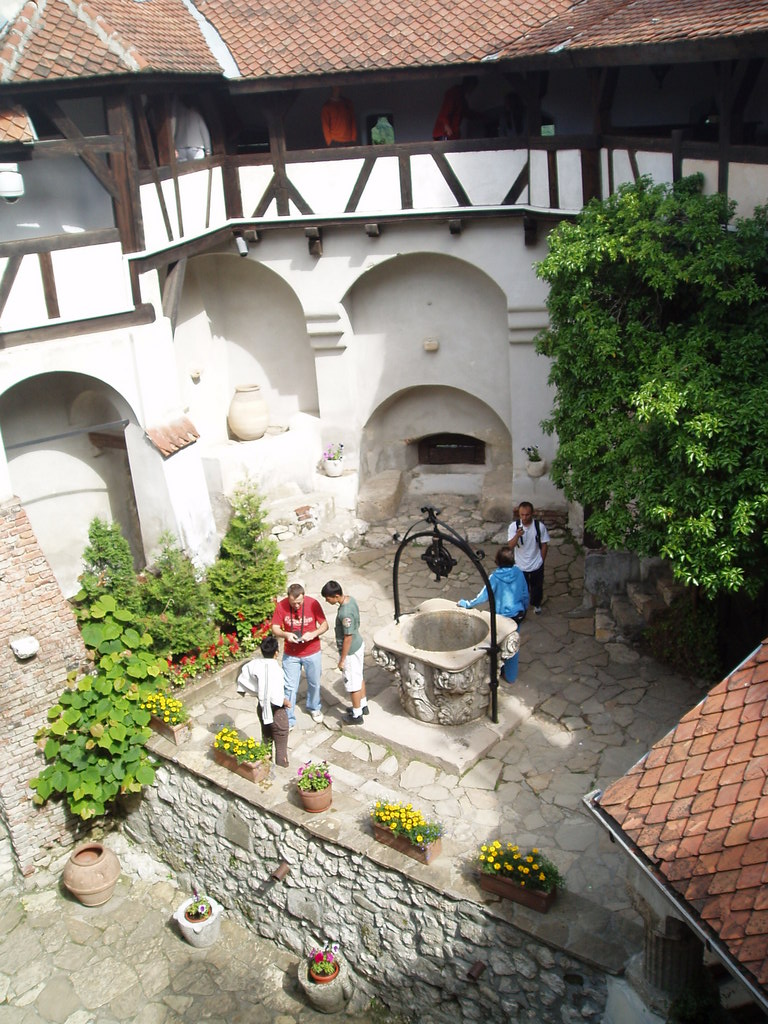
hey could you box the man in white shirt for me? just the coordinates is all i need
[236,635,290,766]
[507,501,550,614]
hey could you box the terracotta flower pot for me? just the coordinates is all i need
[149,715,190,745]
[213,746,271,784]
[477,871,557,913]
[62,842,121,906]
[310,962,340,984]
[298,784,333,813]
[372,823,441,864]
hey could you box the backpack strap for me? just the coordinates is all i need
[517,518,542,548]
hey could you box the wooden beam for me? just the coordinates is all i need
[345,156,376,212]
[106,95,143,253]
[38,251,59,319]
[45,100,120,199]
[132,95,173,243]
[580,148,601,204]
[501,162,529,205]
[0,304,155,348]
[0,227,120,258]
[432,152,470,206]
[398,153,413,210]
[0,255,22,316]
[162,257,187,332]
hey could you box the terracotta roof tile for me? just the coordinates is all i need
[595,639,768,1001]
[145,416,200,457]
[1,0,221,83]
[0,104,36,141]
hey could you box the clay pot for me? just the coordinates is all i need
[310,962,340,984]
[322,458,344,478]
[227,385,269,441]
[62,842,121,906]
[298,784,333,813]
[526,459,546,478]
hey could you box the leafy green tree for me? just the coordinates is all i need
[139,533,218,656]
[76,517,139,611]
[536,174,768,597]
[207,480,286,644]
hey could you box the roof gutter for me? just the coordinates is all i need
[584,789,768,1015]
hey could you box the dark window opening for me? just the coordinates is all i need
[418,433,485,466]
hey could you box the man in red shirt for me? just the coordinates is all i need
[271,583,329,727]
[432,75,479,141]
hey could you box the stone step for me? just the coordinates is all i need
[610,594,646,638]
[655,574,686,607]
[626,581,667,623]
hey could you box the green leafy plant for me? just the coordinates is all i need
[536,173,768,598]
[475,839,564,894]
[186,888,213,921]
[296,761,332,792]
[370,799,443,849]
[30,596,166,819]
[213,726,271,764]
[207,481,286,649]
[309,941,340,977]
[139,534,218,657]
[642,593,723,682]
[521,445,541,462]
[666,972,726,1023]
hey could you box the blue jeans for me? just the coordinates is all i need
[282,652,322,725]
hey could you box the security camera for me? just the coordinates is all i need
[0,164,24,203]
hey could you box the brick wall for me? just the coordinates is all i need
[0,498,91,874]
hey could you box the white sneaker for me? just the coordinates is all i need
[534,606,542,615]
[310,709,324,724]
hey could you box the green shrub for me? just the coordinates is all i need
[138,534,218,657]
[31,596,166,820]
[207,481,286,649]
[666,972,725,1024]
[642,592,723,683]
[76,517,139,611]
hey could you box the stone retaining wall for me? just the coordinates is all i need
[126,763,607,1024]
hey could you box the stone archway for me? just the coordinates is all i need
[0,372,142,595]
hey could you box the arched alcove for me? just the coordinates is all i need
[173,254,319,441]
[361,385,511,492]
[0,372,142,595]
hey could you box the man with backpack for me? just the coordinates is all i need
[507,501,550,614]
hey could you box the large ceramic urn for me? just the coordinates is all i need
[62,841,121,906]
[227,385,269,441]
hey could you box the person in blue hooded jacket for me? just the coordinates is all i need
[458,545,529,623]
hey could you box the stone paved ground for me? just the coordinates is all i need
[0,495,707,1022]
[162,495,704,970]
[0,834,395,1024]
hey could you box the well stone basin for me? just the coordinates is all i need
[372,598,519,725]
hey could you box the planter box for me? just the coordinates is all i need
[213,746,270,784]
[477,872,557,913]
[372,823,441,865]
[149,715,191,745]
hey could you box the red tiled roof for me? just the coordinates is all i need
[197,0,569,79]
[0,103,36,141]
[0,0,222,83]
[500,0,768,58]
[2,0,766,86]
[597,639,768,993]
[145,417,199,457]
